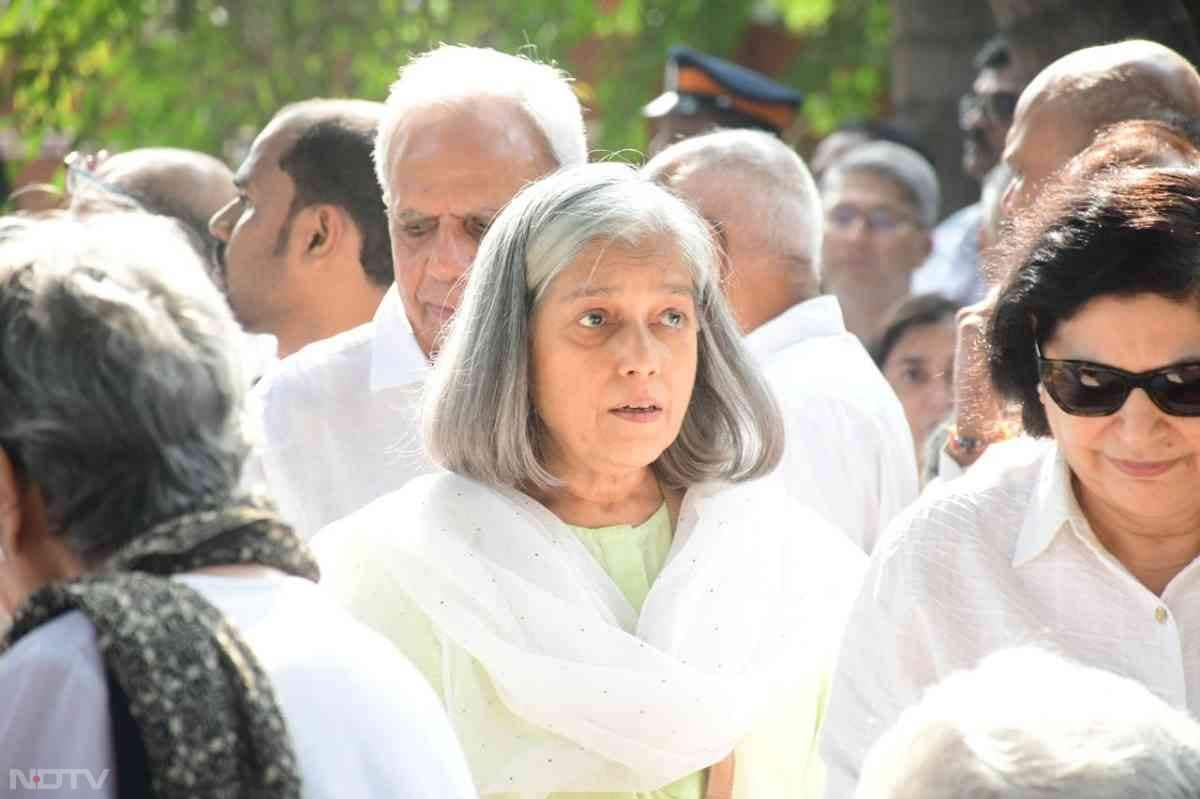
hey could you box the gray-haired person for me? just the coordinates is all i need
[0,212,476,797]
[252,44,588,540]
[856,647,1200,799]
[645,129,918,554]
[820,141,939,340]
[314,163,865,797]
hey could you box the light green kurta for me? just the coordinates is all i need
[320,501,831,798]
[562,504,706,799]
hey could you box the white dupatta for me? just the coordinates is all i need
[321,469,863,796]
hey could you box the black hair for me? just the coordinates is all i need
[974,34,1012,73]
[278,117,393,287]
[871,293,962,368]
[988,167,1200,436]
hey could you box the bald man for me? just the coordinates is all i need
[645,129,918,553]
[947,40,1200,480]
[1004,39,1200,216]
[69,147,234,268]
[210,99,391,358]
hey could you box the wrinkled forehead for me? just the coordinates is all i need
[531,230,704,302]
[388,100,552,169]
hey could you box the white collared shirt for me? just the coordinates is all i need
[820,439,1200,797]
[251,287,434,539]
[910,202,987,305]
[745,297,919,553]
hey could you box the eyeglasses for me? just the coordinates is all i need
[959,91,1019,125]
[64,154,147,212]
[63,152,225,275]
[826,203,919,234]
[1036,341,1200,417]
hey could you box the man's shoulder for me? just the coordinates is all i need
[256,321,375,410]
[764,332,899,414]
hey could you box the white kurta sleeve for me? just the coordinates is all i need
[0,614,116,798]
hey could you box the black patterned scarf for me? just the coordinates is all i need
[0,501,319,798]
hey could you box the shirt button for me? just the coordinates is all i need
[1156,607,1169,624]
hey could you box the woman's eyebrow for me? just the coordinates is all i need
[558,282,694,302]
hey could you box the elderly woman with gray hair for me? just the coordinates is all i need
[315,163,865,798]
[0,212,476,797]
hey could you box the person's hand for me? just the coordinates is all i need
[948,287,1005,466]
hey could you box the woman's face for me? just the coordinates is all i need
[882,319,956,455]
[1041,293,1200,527]
[530,236,699,481]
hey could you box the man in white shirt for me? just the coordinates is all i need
[644,129,918,553]
[252,46,588,538]
[912,35,1032,305]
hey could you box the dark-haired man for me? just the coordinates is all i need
[210,99,391,358]
[912,35,1033,305]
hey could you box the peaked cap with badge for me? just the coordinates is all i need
[642,45,804,135]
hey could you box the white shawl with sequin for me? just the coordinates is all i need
[317,469,864,796]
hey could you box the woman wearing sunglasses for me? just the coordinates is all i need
[820,165,1200,797]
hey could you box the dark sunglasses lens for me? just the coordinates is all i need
[1042,363,1129,415]
[1152,364,1200,415]
[988,93,1019,123]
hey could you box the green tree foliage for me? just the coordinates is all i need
[1,0,889,164]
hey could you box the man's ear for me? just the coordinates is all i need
[300,205,345,261]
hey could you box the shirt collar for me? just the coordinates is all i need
[369,286,431,392]
[742,295,847,361]
[1012,444,1089,567]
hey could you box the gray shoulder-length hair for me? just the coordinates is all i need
[0,211,247,564]
[423,162,784,491]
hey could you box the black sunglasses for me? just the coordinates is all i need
[1036,341,1200,417]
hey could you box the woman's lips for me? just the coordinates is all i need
[610,405,663,423]
[1107,456,1181,478]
